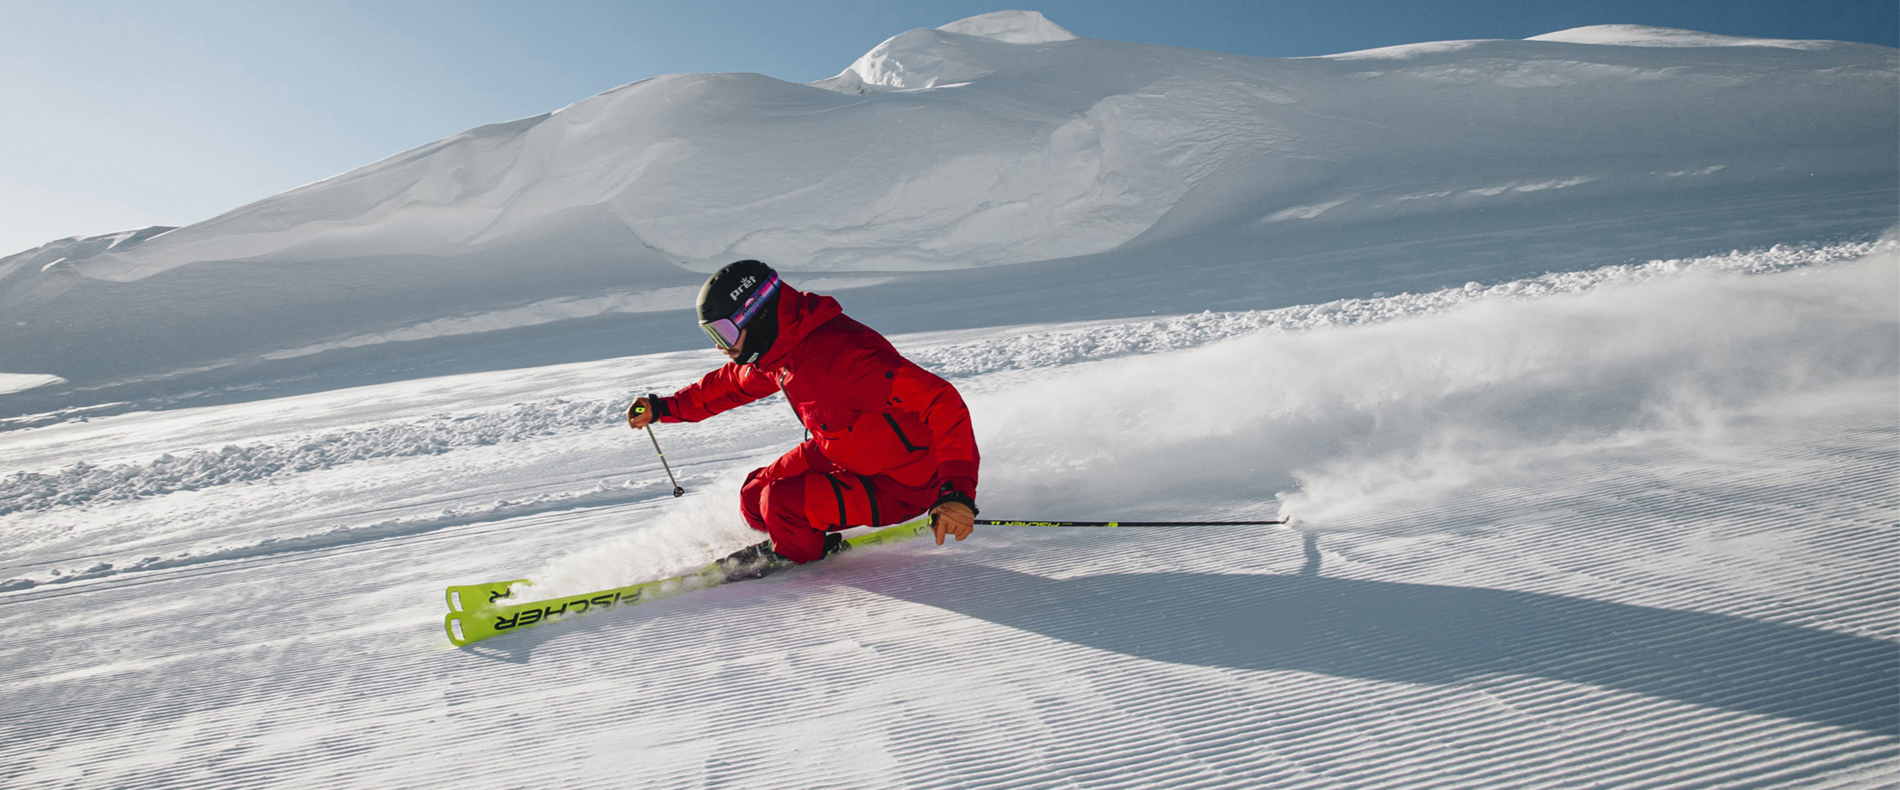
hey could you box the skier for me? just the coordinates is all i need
[626,260,979,570]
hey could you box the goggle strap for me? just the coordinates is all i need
[698,274,779,351]
[733,274,781,329]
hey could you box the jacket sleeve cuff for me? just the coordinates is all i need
[647,393,676,422]
[935,460,978,488]
[932,480,978,515]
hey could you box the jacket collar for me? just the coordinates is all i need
[750,284,842,369]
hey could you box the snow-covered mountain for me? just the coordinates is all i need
[2,13,1896,788]
[0,11,1892,410]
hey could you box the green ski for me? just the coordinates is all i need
[445,578,531,613]
[444,518,932,647]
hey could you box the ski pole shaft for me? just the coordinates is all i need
[632,402,685,497]
[974,518,1289,528]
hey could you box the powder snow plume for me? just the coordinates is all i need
[973,239,1898,529]
[513,467,769,601]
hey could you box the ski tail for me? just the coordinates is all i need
[444,567,721,647]
[445,579,531,612]
[443,517,932,647]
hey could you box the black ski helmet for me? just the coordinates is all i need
[696,260,782,365]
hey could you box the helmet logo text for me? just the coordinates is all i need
[730,275,757,301]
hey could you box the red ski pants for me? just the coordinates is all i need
[740,467,940,563]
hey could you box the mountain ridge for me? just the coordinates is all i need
[0,12,1891,406]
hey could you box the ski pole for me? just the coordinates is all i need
[973,517,1289,528]
[632,402,685,497]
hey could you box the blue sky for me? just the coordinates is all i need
[2,0,1893,255]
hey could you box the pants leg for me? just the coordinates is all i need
[738,468,940,564]
[739,468,773,535]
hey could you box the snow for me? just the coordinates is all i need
[0,11,1891,400]
[0,373,64,395]
[938,10,1078,45]
[1,12,1897,789]
[3,242,1894,786]
[817,10,1078,93]
[1529,24,1841,50]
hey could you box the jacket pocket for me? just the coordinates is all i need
[882,414,925,453]
[818,411,933,486]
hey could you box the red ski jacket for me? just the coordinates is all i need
[654,285,979,508]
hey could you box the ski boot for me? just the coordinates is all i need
[718,539,793,581]
[822,531,849,559]
[717,533,850,581]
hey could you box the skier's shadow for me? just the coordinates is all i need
[453,615,568,664]
[457,639,535,664]
[864,559,1899,736]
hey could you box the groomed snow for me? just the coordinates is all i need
[0,11,1896,789]
[1,239,1894,787]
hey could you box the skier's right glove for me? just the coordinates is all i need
[930,500,976,545]
[626,394,669,430]
[930,481,978,545]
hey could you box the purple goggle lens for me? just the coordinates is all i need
[700,273,780,351]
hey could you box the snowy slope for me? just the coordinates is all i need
[0,11,1892,407]
[0,240,1893,788]
[0,11,1896,789]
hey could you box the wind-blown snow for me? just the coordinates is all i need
[817,10,1077,93]
[979,247,1896,526]
[1529,24,1838,49]
[938,10,1077,44]
[0,374,64,395]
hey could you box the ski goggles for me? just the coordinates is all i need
[699,273,780,351]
